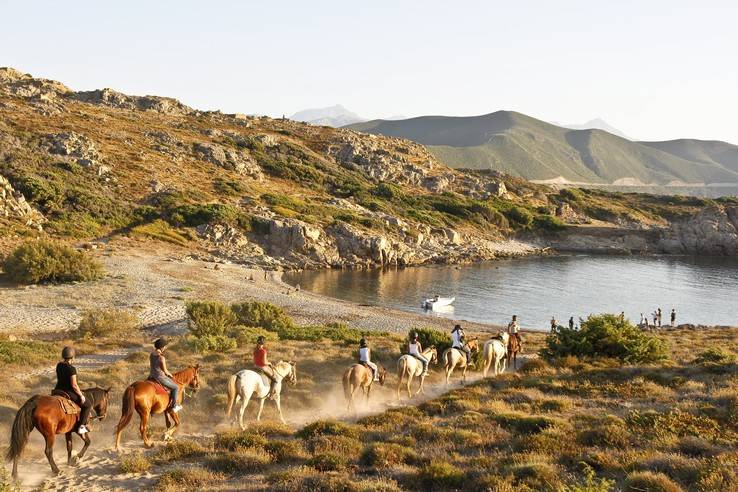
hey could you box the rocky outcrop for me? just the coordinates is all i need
[73,88,194,116]
[0,175,44,230]
[193,142,263,179]
[658,205,738,255]
[47,132,110,176]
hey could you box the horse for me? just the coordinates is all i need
[342,363,387,413]
[483,332,509,378]
[225,360,297,430]
[6,386,111,478]
[442,338,479,385]
[508,334,522,369]
[396,346,437,399]
[114,365,200,450]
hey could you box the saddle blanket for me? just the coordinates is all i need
[52,395,80,415]
[147,379,170,395]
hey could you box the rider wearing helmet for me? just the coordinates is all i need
[54,347,92,434]
[254,336,276,399]
[149,338,183,413]
[408,332,429,376]
[451,324,472,364]
[358,338,379,382]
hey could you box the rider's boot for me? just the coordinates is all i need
[268,380,276,400]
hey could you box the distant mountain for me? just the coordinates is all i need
[290,104,366,127]
[557,118,631,140]
[347,111,738,185]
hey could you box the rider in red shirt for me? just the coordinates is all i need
[253,336,276,398]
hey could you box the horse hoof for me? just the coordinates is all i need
[145,443,154,449]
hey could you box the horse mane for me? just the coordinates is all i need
[173,365,199,384]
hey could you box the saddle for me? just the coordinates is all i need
[50,390,80,415]
[147,378,170,395]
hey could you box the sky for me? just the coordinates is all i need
[1,0,737,143]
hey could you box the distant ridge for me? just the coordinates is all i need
[556,118,632,140]
[346,111,738,185]
[290,104,366,127]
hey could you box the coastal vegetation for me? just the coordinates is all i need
[1,240,103,284]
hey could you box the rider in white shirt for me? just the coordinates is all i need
[507,315,523,352]
[408,333,429,376]
[359,338,379,381]
[451,324,472,364]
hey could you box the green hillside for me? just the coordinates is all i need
[348,112,738,185]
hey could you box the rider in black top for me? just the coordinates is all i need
[55,347,92,434]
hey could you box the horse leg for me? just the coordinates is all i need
[238,390,252,431]
[256,397,266,422]
[461,365,467,385]
[66,432,73,465]
[445,364,454,385]
[43,431,60,475]
[396,365,404,400]
[139,409,153,448]
[407,373,414,399]
[365,383,372,405]
[165,411,180,441]
[75,432,91,463]
[483,356,491,378]
[274,395,286,424]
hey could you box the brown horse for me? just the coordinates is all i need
[6,387,111,478]
[508,334,521,369]
[114,365,200,450]
[442,338,479,385]
[342,364,386,413]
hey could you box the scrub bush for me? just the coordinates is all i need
[76,308,140,340]
[2,240,103,284]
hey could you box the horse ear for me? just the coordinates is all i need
[105,387,112,393]
[194,363,200,370]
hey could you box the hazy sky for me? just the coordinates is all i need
[2,1,737,143]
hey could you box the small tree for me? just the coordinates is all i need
[2,240,103,284]
[186,301,237,338]
[542,314,668,364]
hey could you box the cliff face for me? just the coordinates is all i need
[0,67,736,268]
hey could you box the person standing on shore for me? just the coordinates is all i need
[657,308,662,327]
[670,309,676,327]
[639,313,645,326]
[508,315,522,352]
[569,317,575,330]
[550,317,557,333]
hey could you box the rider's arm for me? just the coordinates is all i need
[417,342,423,352]
[70,374,85,401]
[160,356,174,378]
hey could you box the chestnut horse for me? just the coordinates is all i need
[6,387,111,478]
[114,365,200,450]
[342,364,386,413]
[508,335,521,369]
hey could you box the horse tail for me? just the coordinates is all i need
[342,368,352,404]
[6,396,38,464]
[114,385,135,435]
[226,374,239,418]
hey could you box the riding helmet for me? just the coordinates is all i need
[256,335,266,344]
[61,346,75,360]
[359,338,367,347]
[412,332,419,340]
[154,337,168,350]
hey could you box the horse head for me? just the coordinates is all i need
[467,337,480,352]
[377,366,388,386]
[87,386,112,421]
[187,364,201,394]
[429,346,438,364]
[286,361,298,386]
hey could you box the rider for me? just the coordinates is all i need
[254,336,276,399]
[358,338,379,382]
[507,315,523,352]
[54,347,92,434]
[149,338,183,413]
[451,324,472,364]
[408,332,429,377]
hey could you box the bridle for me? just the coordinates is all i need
[273,363,296,384]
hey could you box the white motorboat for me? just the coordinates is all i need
[422,296,455,310]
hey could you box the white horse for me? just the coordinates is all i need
[442,338,479,385]
[483,332,509,378]
[396,347,438,400]
[225,360,297,430]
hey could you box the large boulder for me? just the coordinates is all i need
[73,88,194,116]
[193,142,263,179]
[47,132,108,175]
[0,174,45,230]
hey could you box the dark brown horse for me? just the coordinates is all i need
[6,387,111,478]
[114,365,200,450]
[508,334,522,369]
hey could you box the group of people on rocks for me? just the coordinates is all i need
[640,308,676,329]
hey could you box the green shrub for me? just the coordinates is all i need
[0,339,58,366]
[400,327,451,355]
[578,416,631,447]
[493,414,560,435]
[169,203,241,227]
[120,452,151,473]
[360,443,418,468]
[214,430,267,451]
[231,301,295,331]
[306,453,347,472]
[75,308,139,340]
[187,334,237,353]
[2,240,103,284]
[204,450,271,473]
[623,471,682,492]
[417,461,464,489]
[504,206,534,227]
[131,219,190,246]
[186,301,237,337]
[541,314,668,364]
[297,420,359,440]
[232,326,278,347]
[533,214,567,231]
[693,348,736,366]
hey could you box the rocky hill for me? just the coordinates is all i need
[347,111,738,186]
[1,68,737,268]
